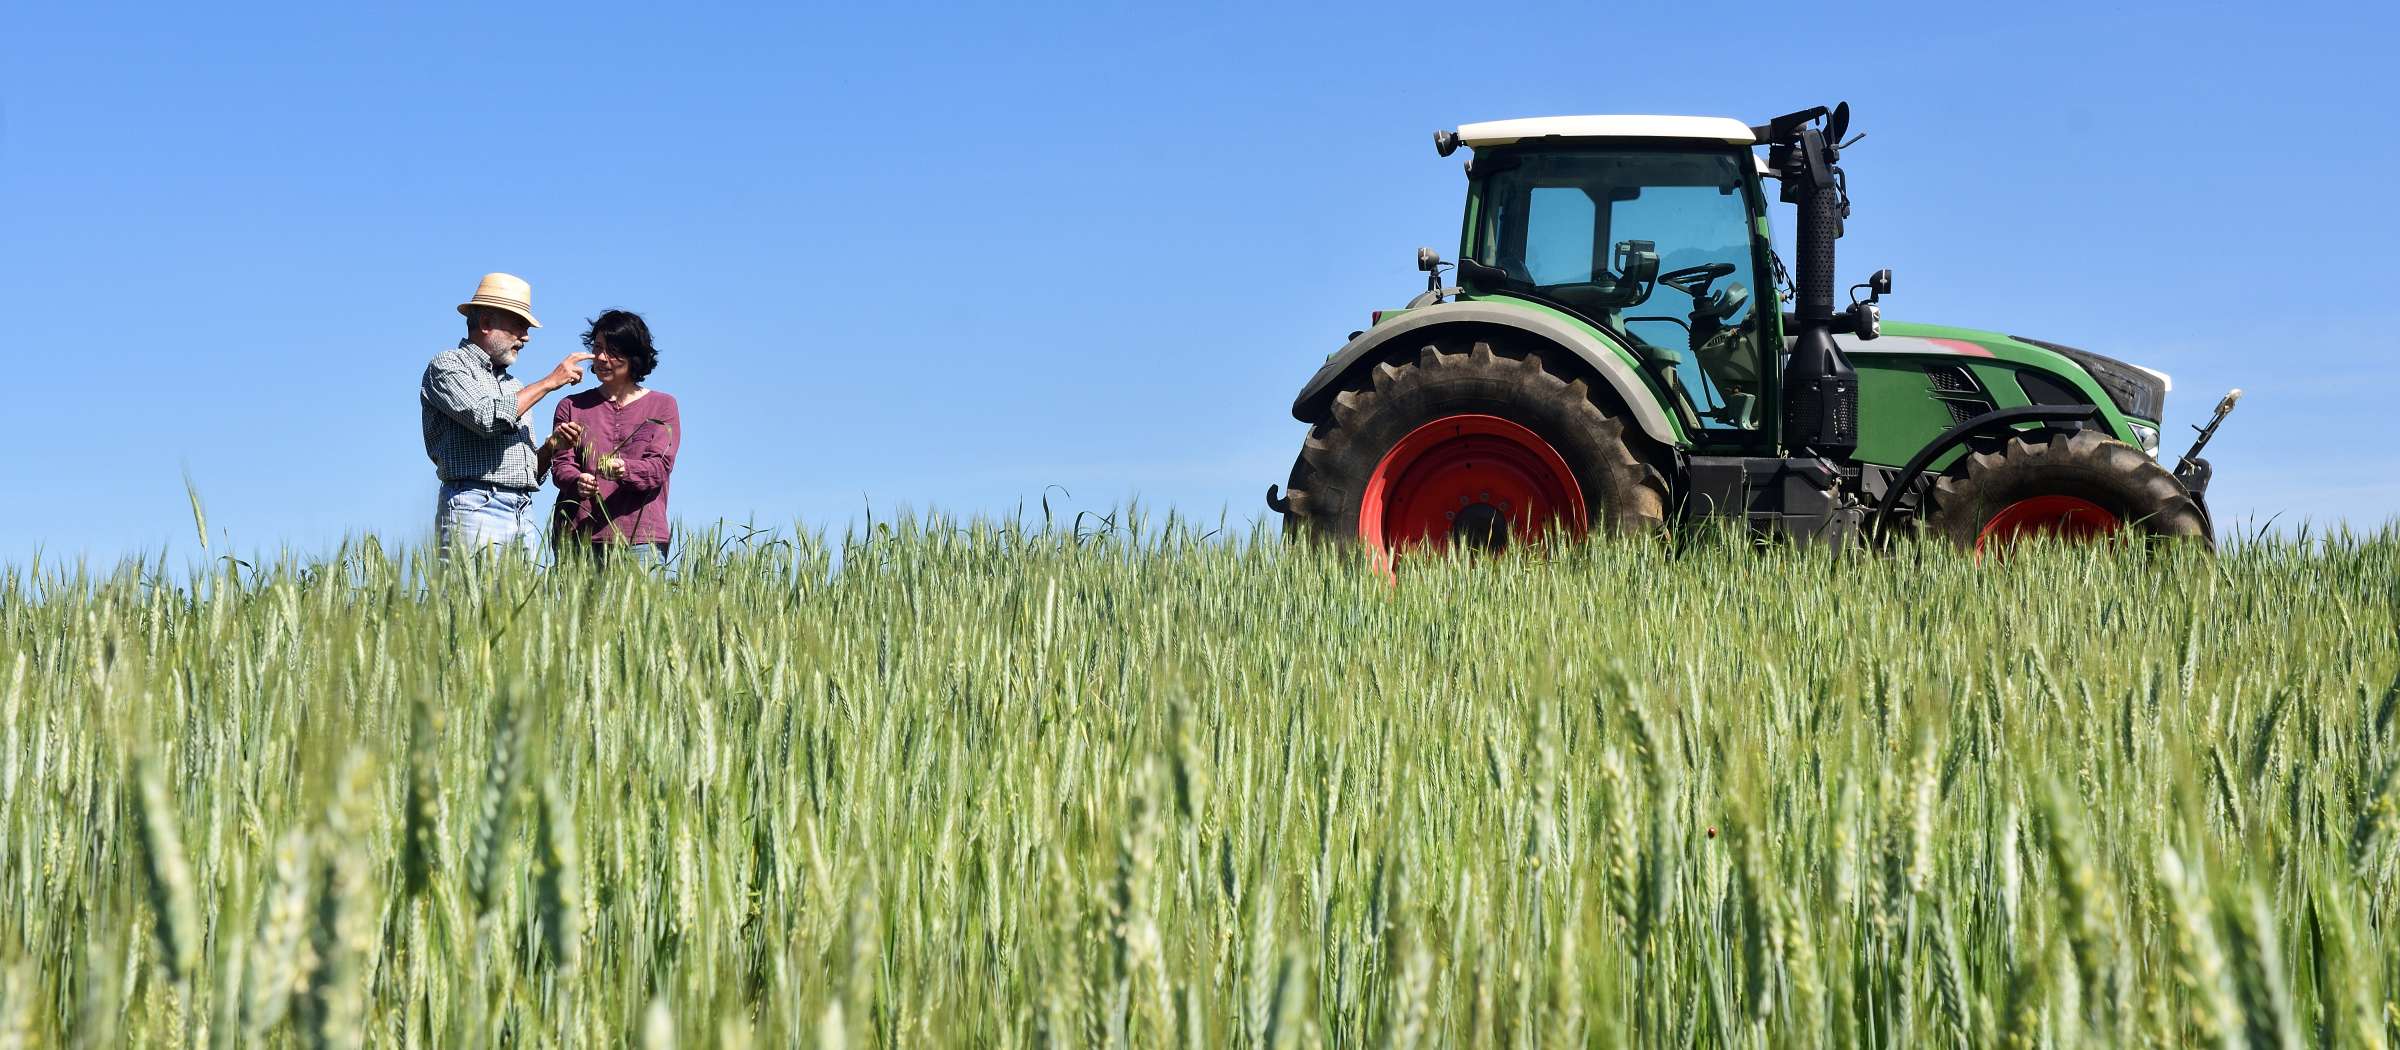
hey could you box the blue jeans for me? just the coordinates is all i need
[435,481,541,558]
[564,539,672,573]
[608,541,671,571]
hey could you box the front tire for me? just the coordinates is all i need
[1925,430,2211,553]
[1279,337,1667,552]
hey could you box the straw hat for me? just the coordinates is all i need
[456,272,541,328]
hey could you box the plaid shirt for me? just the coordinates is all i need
[421,341,543,489]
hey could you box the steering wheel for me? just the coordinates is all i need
[1658,262,1735,298]
[1659,262,1749,323]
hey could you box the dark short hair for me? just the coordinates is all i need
[582,309,658,382]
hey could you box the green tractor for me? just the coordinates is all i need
[1269,104,2241,555]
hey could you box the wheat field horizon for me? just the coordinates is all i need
[3,521,2396,1046]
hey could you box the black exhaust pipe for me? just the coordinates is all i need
[1754,104,1859,459]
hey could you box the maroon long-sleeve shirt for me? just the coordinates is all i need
[550,389,680,547]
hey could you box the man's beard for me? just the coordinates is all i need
[483,340,521,369]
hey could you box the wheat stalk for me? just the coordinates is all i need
[131,757,198,987]
[465,691,525,916]
[399,695,444,899]
[242,830,312,1039]
[533,777,581,973]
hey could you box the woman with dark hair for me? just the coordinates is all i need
[550,310,680,565]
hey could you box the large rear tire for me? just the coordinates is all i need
[1279,337,1667,552]
[1925,429,2211,553]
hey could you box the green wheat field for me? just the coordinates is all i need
[3,516,2398,1047]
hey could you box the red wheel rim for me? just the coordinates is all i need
[1360,414,1587,556]
[1974,495,2122,553]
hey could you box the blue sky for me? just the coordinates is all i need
[4,0,2391,564]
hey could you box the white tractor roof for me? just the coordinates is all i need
[1456,115,1757,148]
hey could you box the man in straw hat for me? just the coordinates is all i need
[421,272,594,556]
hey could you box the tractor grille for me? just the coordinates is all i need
[1924,364,1992,427]
[1925,364,1978,393]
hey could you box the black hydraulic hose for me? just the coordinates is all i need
[1867,405,2104,545]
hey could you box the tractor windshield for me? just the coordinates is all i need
[1467,148,1767,433]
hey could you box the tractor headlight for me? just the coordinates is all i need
[2128,422,2159,454]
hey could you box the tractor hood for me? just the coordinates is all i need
[2010,335,2168,422]
[1853,322,2169,425]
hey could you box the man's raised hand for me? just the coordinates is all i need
[546,352,595,388]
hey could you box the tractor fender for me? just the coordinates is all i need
[1288,300,1683,447]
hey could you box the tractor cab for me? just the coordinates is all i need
[1447,117,1777,441]
[1275,105,2236,558]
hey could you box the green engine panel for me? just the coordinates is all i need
[1853,360,1977,468]
[1851,321,2148,472]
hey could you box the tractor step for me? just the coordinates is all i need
[1683,455,1862,544]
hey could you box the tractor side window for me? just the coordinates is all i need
[1521,187,1597,285]
[1610,182,1763,433]
[1609,186,1749,282]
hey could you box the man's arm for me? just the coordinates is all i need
[424,349,594,432]
[514,353,592,417]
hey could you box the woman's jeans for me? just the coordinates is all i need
[608,542,671,571]
[555,538,672,571]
